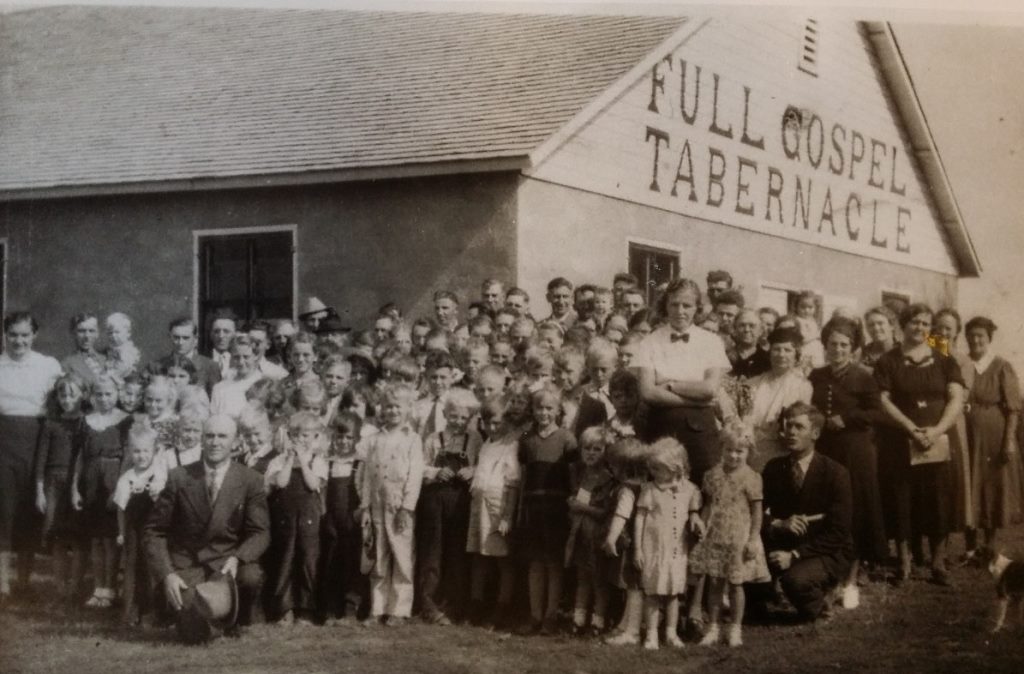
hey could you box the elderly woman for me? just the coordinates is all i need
[961,316,1021,555]
[0,312,63,600]
[809,317,887,607]
[932,308,975,547]
[874,303,964,585]
[742,327,812,472]
[861,306,900,371]
[635,278,731,486]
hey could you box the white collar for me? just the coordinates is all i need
[85,409,129,431]
[204,460,231,477]
[0,351,39,367]
[972,351,996,375]
[796,451,815,474]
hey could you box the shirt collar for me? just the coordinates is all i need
[536,424,559,439]
[794,451,815,474]
[0,351,38,367]
[972,351,995,375]
[204,459,230,478]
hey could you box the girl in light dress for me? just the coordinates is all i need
[466,397,521,630]
[689,421,770,648]
[634,437,703,650]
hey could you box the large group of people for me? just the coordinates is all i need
[0,269,1020,650]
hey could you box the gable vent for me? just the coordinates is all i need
[798,18,819,77]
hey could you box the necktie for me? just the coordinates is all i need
[424,398,441,436]
[206,469,219,503]
[791,460,804,492]
[670,332,690,343]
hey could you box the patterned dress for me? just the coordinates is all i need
[964,356,1023,529]
[689,464,770,584]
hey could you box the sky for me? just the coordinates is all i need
[2,0,1022,364]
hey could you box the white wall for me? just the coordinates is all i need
[516,177,956,318]
[527,18,960,277]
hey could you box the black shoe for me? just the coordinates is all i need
[540,616,559,636]
[516,620,542,636]
[931,567,953,587]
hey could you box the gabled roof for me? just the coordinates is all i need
[0,6,685,195]
[863,22,980,276]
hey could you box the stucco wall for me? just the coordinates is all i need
[516,177,957,316]
[0,172,519,358]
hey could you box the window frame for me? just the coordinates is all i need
[192,224,298,343]
[626,238,682,308]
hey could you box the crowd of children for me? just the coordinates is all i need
[4,270,1005,650]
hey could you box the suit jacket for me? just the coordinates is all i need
[761,451,853,576]
[149,352,222,394]
[144,461,269,581]
[573,391,610,439]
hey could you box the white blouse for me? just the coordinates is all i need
[0,351,62,416]
[633,325,731,384]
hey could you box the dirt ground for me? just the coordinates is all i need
[1,528,1023,674]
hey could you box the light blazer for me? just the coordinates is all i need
[144,461,270,581]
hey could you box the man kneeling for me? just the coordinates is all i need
[761,402,853,622]
[144,414,270,640]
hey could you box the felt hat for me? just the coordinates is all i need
[175,572,238,644]
[341,346,377,370]
[299,296,331,319]
[316,316,352,334]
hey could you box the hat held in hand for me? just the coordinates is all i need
[176,572,239,644]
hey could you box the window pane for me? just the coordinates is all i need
[198,230,294,350]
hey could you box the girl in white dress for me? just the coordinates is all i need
[635,437,703,650]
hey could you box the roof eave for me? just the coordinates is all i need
[863,21,981,278]
[0,156,531,202]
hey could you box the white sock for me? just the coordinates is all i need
[591,614,606,630]
[573,608,587,626]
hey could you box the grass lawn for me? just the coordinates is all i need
[2,527,1024,674]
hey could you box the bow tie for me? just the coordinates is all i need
[670,332,690,343]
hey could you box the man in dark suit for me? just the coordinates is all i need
[144,414,269,630]
[761,401,853,622]
[149,317,221,394]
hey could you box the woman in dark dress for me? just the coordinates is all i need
[810,318,887,607]
[874,304,965,585]
[861,306,899,371]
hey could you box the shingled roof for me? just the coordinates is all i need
[0,6,686,195]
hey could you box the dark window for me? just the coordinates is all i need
[881,291,910,318]
[198,230,293,351]
[629,243,679,307]
[0,242,6,326]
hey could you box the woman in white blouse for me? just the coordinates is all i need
[634,279,731,486]
[0,312,62,601]
[742,326,813,472]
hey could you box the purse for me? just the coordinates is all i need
[909,433,951,466]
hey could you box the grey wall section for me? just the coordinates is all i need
[517,178,957,313]
[0,172,519,359]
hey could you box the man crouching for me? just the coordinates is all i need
[144,414,270,641]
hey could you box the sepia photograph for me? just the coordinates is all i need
[0,0,1022,671]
